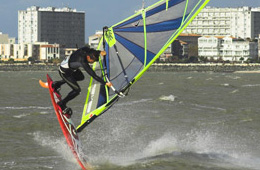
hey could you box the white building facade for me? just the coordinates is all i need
[259,34,260,60]
[221,37,258,61]
[18,6,85,48]
[183,6,260,39]
[198,36,222,59]
[40,44,61,61]
[88,31,103,49]
[198,36,258,62]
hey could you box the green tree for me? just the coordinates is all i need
[52,58,61,65]
[8,58,15,64]
[28,57,35,64]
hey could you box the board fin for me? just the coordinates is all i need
[39,80,48,88]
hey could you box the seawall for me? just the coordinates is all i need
[0,63,260,72]
[0,63,57,71]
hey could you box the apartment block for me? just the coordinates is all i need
[88,31,103,49]
[198,36,258,62]
[18,6,85,48]
[183,6,260,39]
[258,34,260,60]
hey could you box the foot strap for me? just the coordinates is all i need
[63,108,73,116]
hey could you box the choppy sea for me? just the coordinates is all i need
[1,71,260,170]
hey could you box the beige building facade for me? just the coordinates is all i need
[0,42,62,62]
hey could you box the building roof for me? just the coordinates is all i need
[176,39,188,45]
[23,6,84,13]
[89,34,103,38]
[40,44,60,48]
[179,33,202,37]
[201,35,236,39]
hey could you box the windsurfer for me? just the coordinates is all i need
[52,46,112,114]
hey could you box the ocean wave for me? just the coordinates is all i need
[117,98,153,106]
[0,106,51,110]
[13,113,31,119]
[141,131,260,170]
[230,89,239,94]
[159,95,176,102]
[226,75,241,80]
[242,84,260,87]
[192,104,226,112]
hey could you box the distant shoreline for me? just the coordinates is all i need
[148,63,260,73]
[0,63,260,73]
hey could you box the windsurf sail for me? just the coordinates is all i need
[76,0,211,132]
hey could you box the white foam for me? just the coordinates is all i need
[13,113,31,118]
[230,89,239,94]
[0,106,51,110]
[159,95,176,102]
[192,104,226,112]
[242,84,260,87]
[220,83,230,87]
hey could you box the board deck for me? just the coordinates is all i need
[43,74,89,170]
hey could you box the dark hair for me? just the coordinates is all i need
[89,50,100,61]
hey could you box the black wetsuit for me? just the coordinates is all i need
[53,47,106,109]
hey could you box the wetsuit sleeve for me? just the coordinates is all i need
[82,62,106,85]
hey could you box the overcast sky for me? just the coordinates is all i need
[0,0,260,42]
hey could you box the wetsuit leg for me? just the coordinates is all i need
[52,70,66,90]
[59,70,83,107]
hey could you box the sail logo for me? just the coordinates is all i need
[104,27,116,47]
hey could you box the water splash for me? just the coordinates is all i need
[32,132,80,170]
[141,130,260,170]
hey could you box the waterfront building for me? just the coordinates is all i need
[39,44,61,61]
[178,33,202,57]
[0,44,12,60]
[198,36,222,60]
[18,6,85,48]
[0,42,63,62]
[88,31,103,49]
[198,36,258,62]
[259,34,260,60]
[159,39,188,62]
[0,33,9,44]
[64,48,77,58]
[183,6,260,39]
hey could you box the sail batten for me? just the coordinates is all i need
[77,0,211,132]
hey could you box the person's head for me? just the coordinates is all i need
[87,50,100,63]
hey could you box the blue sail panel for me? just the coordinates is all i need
[115,33,155,64]
[114,16,187,33]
